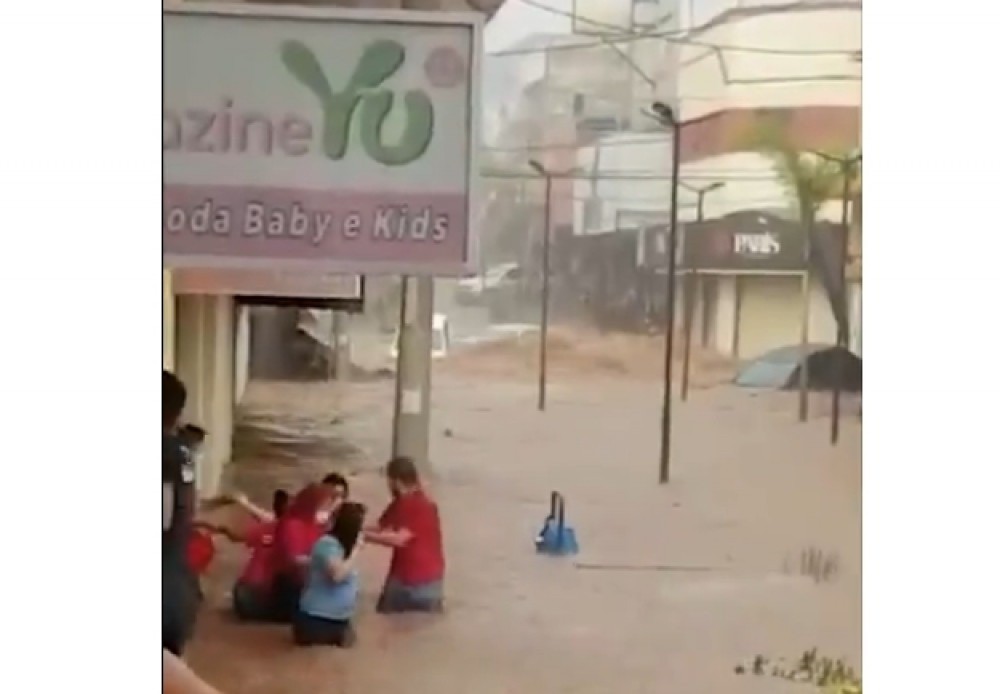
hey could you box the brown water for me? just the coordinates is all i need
[188,377,861,693]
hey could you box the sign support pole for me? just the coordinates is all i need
[391,276,434,475]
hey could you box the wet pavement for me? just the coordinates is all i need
[189,376,861,693]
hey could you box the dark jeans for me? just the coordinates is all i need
[292,610,356,648]
[163,569,200,656]
[268,574,303,624]
[232,581,285,623]
[376,577,444,614]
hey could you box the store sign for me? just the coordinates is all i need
[732,231,781,257]
[163,5,482,276]
[681,211,841,273]
[172,269,361,300]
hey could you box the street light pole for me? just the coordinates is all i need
[810,149,862,445]
[678,181,725,402]
[645,102,682,484]
[529,159,553,412]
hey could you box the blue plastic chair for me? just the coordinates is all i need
[535,491,579,557]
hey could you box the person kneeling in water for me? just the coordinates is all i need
[293,502,366,648]
[197,490,290,622]
[366,457,445,614]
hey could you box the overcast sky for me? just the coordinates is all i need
[485,0,573,53]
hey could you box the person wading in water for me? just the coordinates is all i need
[162,370,200,656]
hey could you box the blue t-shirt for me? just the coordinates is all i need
[299,536,359,621]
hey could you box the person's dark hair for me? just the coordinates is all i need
[272,489,290,519]
[163,371,187,428]
[321,472,349,497]
[385,456,420,486]
[178,424,206,447]
[328,502,366,556]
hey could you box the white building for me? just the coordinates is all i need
[570,0,861,360]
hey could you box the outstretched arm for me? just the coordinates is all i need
[364,526,412,548]
[193,521,242,544]
[230,492,274,524]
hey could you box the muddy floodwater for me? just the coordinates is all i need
[188,376,861,693]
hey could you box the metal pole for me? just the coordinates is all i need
[797,217,812,423]
[660,122,682,484]
[830,159,855,444]
[680,192,704,402]
[391,275,435,475]
[538,173,552,412]
[391,276,408,456]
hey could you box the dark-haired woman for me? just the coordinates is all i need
[272,483,336,621]
[293,502,366,647]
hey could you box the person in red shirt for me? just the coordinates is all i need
[195,489,290,622]
[272,483,337,621]
[365,456,445,613]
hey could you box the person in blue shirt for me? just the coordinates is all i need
[293,502,366,647]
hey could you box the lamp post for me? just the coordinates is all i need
[677,181,725,402]
[809,149,861,445]
[529,159,553,412]
[644,101,682,484]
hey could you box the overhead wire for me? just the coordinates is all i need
[482,3,857,193]
[482,170,781,181]
[491,0,860,58]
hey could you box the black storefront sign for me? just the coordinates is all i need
[679,210,843,274]
[678,210,848,338]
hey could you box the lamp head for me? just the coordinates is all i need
[650,101,675,125]
[528,159,546,176]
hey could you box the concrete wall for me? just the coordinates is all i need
[234,305,251,406]
[163,270,176,370]
[175,294,235,496]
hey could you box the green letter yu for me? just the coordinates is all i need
[280,39,434,166]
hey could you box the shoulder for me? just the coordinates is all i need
[314,535,343,558]
[410,491,438,515]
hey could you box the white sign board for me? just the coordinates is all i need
[163,4,482,276]
[172,268,362,299]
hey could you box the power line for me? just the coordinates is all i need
[518,0,675,35]
[491,1,859,58]
[489,28,677,58]
[560,195,793,206]
[479,169,780,182]
[484,132,794,153]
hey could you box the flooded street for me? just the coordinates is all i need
[189,375,860,693]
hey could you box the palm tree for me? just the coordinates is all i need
[742,117,859,421]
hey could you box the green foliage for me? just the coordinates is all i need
[740,116,853,223]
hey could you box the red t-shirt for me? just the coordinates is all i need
[238,521,279,589]
[379,490,445,585]
[276,517,324,581]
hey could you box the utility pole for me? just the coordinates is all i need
[797,211,813,423]
[678,181,724,402]
[389,0,471,475]
[391,275,435,475]
[529,160,554,412]
[644,101,681,485]
[810,149,862,444]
